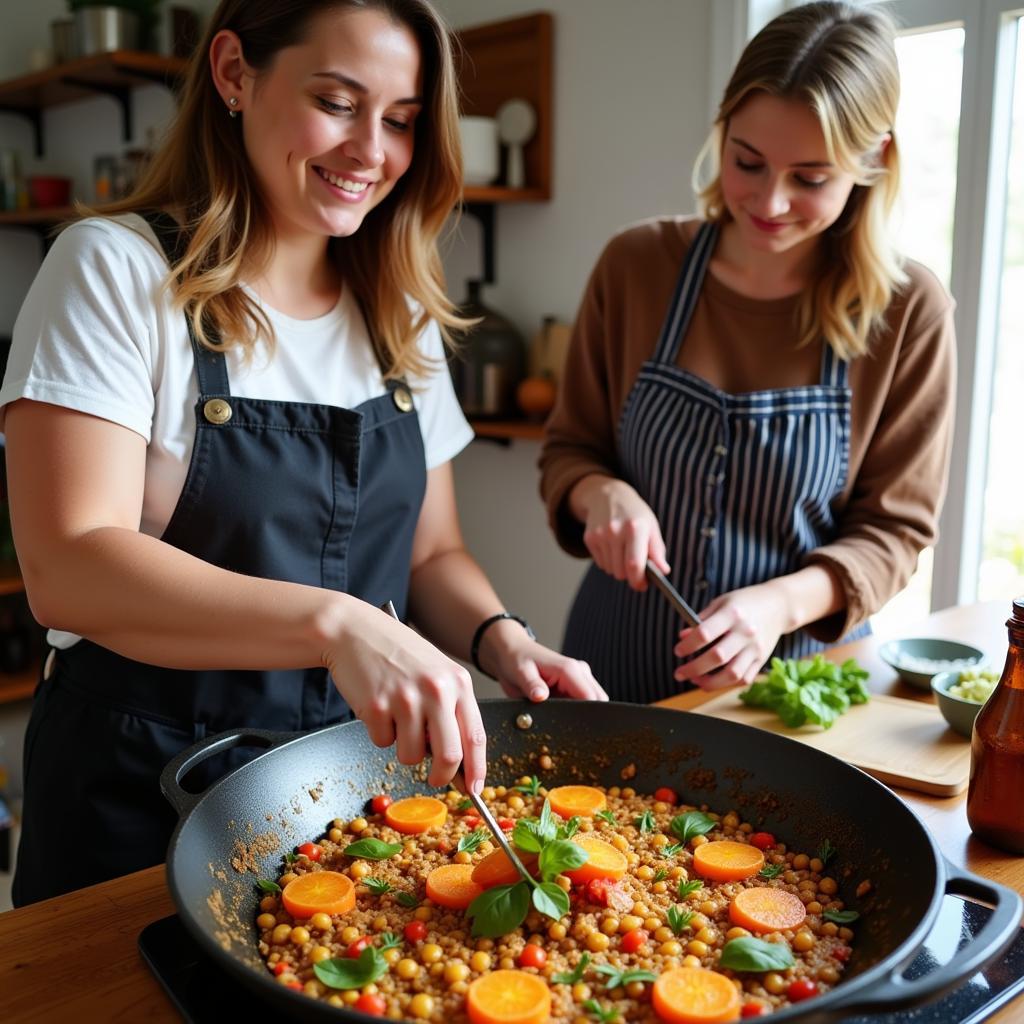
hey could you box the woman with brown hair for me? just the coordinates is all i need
[540,1,955,701]
[2,0,604,906]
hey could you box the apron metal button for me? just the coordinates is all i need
[204,399,233,424]
[393,387,413,413]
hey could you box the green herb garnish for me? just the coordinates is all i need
[457,798,473,811]
[364,877,392,895]
[313,947,388,989]
[378,932,402,950]
[634,810,656,833]
[513,775,544,796]
[818,839,837,865]
[395,891,419,908]
[552,953,591,985]
[666,905,694,935]
[677,879,703,899]
[283,852,298,864]
[583,999,621,1023]
[458,829,488,854]
[740,656,869,729]
[823,909,860,924]
[662,841,685,857]
[256,879,281,894]
[653,868,668,883]
[592,964,658,989]
[558,816,582,840]
[718,936,795,972]
[670,811,715,844]
[596,809,616,825]
[759,863,784,879]
[344,837,402,861]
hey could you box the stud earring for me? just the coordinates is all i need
[228,96,239,118]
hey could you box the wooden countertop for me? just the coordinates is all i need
[1,601,1021,1022]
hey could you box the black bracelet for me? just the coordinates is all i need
[471,612,536,678]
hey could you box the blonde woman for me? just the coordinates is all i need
[3,0,604,906]
[540,1,955,700]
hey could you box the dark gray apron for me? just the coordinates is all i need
[564,221,868,702]
[13,213,427,905]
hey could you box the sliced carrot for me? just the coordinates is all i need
[384,796,448,834]
[466,969,552,1024]
[562,834,628,883]
[471,848,540,889]
[729,886,807,933]
[547,785,607,819]
[425,863,485,910]
[281,870,355,918]
[652,966,741,1024]
[692,841,765,882]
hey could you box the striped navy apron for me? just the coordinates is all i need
[563,221,868,703]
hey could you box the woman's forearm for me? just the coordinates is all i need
[771,564,845,634]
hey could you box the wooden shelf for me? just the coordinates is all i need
[0,207,75,227]
[0,574,25,598]
[470,418,546,442]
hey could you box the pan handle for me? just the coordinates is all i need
[160,728,301,819]
[821,858,1022,1019]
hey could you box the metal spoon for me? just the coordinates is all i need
[379,600,535,887]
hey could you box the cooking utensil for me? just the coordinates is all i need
[645,560,702,628]
[160,701,1021,1023]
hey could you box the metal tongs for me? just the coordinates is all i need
[380,599,534,886]
[645,561,702,628]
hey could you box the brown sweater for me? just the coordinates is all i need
[539,217,956,642]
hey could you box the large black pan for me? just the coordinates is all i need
[160,700,1021,1023]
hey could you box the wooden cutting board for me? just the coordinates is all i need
[688,688,971,796]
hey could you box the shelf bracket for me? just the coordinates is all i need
[0,106,44,157]
[60,78,134,142]
[462,201,496,285]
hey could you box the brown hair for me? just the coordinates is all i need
[95,0,466,377]
[694,0,906,359]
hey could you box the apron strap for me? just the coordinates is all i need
[820,342,849,388]
[140,210,231,397]
[652,220,719,365]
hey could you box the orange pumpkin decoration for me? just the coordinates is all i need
[516,374,557,421]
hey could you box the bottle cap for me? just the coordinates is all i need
[1013,598,1024,623]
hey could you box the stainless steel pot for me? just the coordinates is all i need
[74,6,141,57]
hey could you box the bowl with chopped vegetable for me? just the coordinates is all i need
[878,638,985,691]
[932,667,1001,737]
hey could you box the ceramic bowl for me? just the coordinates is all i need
[931,670,988,738]
[878,637,985,691]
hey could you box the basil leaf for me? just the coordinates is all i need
[670,811,715,844]
[537,800,557,842]
[467,881,531,938]
[539,838,588,880]
[256,879,281,894]
[823,909,860,924]
[512,821,543,853]
[532,881,570,920]
[558,816,582,840]
[313,947,388,989]
[344,838,402,861]
[719,936,795,972]
[552,952,590,985]
[596,809,616,825]
[395,891,419,908]
[593,964,657,989]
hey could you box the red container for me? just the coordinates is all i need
[28,175,72,208]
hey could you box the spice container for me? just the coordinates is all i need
[966,598,1024,853]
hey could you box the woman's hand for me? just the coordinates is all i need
[570,475,670,589]
[476,618,609,703]
[672,581,793,690]
[322,601,487,793]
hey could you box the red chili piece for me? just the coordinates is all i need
[748,832,776,850]
[371,794,393,816]
[741,1001,769,1017]
[462,816,481,830]
[297,842,322,861]
[498,818,515,831]
[272,962,288,976]
[518,944,548,969]
[355,993,387,1016]
[347,936,373,958]
[833,945,852,962]
[285,981,303,991]
[653,787,678,804]
[404,920,427,943]
[586,877,613,906]
[787,979,820,1002]
[619,928,649,954]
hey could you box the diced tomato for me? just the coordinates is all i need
[518,944,547,969]
[653,787,678,804]
[832,945,852,962]
[285,981,303,991]
[272,962,288,976]
[741,1001,769,1017]
[404,920,427,943]
[297,841,322,861]
[370,794,393,816]
[356,993,387,1016]
[586,877,614,906]
[463,816,481,830]
[436,839,451,854]
[749,832,776,850]
[619,928,649,954]
[347,936,372,958]
[787,979,819,1002]
[498,818,515,831]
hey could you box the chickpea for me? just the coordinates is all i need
[372,915,388,932]
[414,906,433,922]
[659,941,683,957]
[311,945,332,964]
[622,787,636,798]
[725,927,750,941]
[396,958,420,979]
[632,902,650,917]
[384,949,402,965]
[644,917,660,932]
[445,962,470,985]
[839,927,854,942]
[257,913,277,930]
[572,982,592,1003]
[507,795,525,811]
[601,916,620,935]
[429,962,445,977]
[793,853,809,870]
[481,787,496,801]
[329,827,344,842]
[327,994,345,1008]
[350,861,371,879]
[764,972,786,995]
[669,866,686,880]
[699,900,717,917]
[350,817,368,833]
[636,865,655,881]
[625,981,647,999]
[450,981,469,996]
[271,924,292,945]
[548,923,567,941]
[691,835,709,849]
[608,787,621,797]
[653,882,668,895]
[722,812,739,828]
[476,938,495,951]
[278,872,297,887]
[409,993,434,1019]
[822,922,839,937]
[682,955,701,968]
[610,834,629,852]
[806,901,823,915]
[259,895,278,912]
[454,850,472,865]
[809,857,824,872]
[539,754,554,770]
[290,926,310,945]
[470,951,492,972]
[620,915,643,933]
[341,925,361,943]
[499,957,515,970]
[654,926,673,943]
[310,912,332,932]
[421,943,443,964]
[695,926,717,945]
[819,877,838,896]
[586,932,610,952]
[686,939,709,957]
[342,989,360,1005]
[818,965,840,985]
[793,930,815,952]
[651,834,669,848]
[626,851,641,867]
[856,880,873,898]
[304,980,324,997]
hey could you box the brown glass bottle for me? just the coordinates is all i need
[966,599,1024,853]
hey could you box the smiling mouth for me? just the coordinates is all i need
[314,166,370,193]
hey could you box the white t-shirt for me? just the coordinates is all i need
[0,213,474,647]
